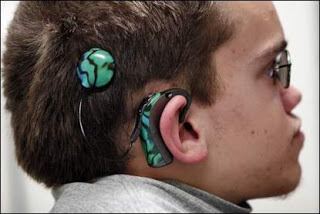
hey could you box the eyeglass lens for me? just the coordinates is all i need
[276,50,291,88]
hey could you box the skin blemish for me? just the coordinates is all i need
[264,129,268,134]
[251,130,255,135]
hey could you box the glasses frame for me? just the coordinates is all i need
[273,49,291,88]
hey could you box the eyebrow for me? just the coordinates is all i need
[256,39,288,61]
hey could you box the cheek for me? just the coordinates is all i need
[205,64,300,166]
[207,84,294,172]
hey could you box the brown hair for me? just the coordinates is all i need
[2,1,233,187]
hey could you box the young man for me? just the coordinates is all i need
[2,1,303,213]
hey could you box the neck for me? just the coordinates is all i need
[126,146,247,205]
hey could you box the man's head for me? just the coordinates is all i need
[2,1,231,186]
[2,1,303,203]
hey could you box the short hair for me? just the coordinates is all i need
[2,1,233,187]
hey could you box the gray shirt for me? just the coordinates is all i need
[50,174,251,213]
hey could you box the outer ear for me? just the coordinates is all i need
[159,95,208,164]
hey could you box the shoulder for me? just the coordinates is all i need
[50,182,107,213]
[50,174,175,213]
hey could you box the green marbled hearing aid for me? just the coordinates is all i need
[130,88,192,168]
[76,49,193,167]
[76,48,115,89]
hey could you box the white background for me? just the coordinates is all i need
[1,1,319,213]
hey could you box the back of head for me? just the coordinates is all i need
[2,1,232,187]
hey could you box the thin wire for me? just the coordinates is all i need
[78,97,134,161]
[78,98,87,139]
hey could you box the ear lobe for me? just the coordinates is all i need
[159,95,208,164]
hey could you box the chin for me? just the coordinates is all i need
[250,163,302,200]
[270,163,302,197]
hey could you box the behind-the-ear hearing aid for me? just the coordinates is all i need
[130,88,192,168]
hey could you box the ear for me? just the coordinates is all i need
[159,95,208,164]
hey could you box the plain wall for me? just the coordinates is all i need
[1,1,319,213]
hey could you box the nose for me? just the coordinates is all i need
[280,86,302,113]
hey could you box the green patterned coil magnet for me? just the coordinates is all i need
[76,48,115,89]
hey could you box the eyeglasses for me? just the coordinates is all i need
[271,49,291,88]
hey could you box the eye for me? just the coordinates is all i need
[266,67,274,78]
[265,60,276,79]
